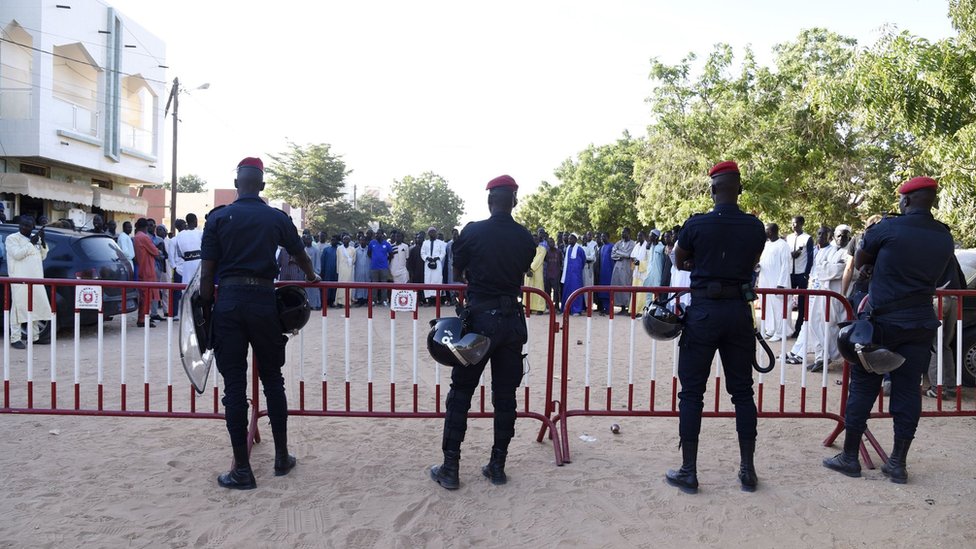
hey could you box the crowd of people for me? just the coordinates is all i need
[288,226,462,309]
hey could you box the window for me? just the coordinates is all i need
[52,43,101,136]
[121,75,156,153]
[19,163,47,176]
[0,22,33,120]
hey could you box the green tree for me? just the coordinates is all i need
[387,172,464,234]
[163,173,207,192]
[516,134,645,237]
[265,142,350,228]
[308,199,370,237]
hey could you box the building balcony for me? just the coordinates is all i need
[53,96,98,137]
[121,122,152,155]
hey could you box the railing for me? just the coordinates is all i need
[0,278,564,465]
[52,97,97,136]
[3,276,973,472]
[121,122,152,153]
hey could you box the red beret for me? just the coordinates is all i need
[486,174,518,191]
[709,161,739,178]
[897,176,937,194]
[237,157,264,172]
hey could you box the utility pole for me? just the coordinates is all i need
[164,77,179,227]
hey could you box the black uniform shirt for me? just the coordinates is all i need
[678,203,766,290]
[862,210,954,322]
[452,212,535,302]
[200,194,304,280]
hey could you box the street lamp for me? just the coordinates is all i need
[163,78,210,227]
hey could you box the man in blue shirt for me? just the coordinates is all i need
[367,229,393,305]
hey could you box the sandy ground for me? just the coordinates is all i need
[1,304,975,548]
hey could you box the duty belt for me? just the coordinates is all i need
[690,284,745,300]
[220,276,275,288]
[466,295,521,314]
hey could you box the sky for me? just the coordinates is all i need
[108,0,956,225]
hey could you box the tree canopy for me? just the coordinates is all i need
[163,173,207,192]
[386,172,464,235]
[265,142,350,227]
[517,5,976,245]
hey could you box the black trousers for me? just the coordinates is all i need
[790,273,809,333]
[843,321,933,440]
[213,285,290,447]
[677,299,757,442]
[441,308,527,453]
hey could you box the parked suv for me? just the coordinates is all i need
[956,249,976,386]
[0,223,137,337]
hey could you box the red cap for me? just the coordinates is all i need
[237,157,264,172]
[709,161,739,178]
[897,176,937,194]
[486,174,518,191]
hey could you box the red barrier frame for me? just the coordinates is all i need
[554,285,862,464]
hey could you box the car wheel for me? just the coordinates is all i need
[19,320,51,343]
[962,326,976,387]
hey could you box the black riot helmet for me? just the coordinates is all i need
[276,285,311,335]
[836,320,905,374]
[427,317,492,367]
[642,298,683,341]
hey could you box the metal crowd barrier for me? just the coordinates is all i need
[0,277,564,465]
[3,277,972,472]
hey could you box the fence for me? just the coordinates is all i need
[0,277,564,465]
[3,277,973,471]
[553,285,976,468]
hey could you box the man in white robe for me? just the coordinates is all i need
[389,230,410,284]
[630,231,651,312]
[336,235,357,306]
[6,216,52,348]
[802,225,851,371]
[420,227,447,301]
[758,223,792,341]
[786,233,831,365]
[645,229,666,289]
[117,221,135,267]
[582,231,598,288]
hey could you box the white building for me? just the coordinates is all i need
[0,0,164,226]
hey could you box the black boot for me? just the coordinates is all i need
[738,439,758,492]
[881,438,912,484]
[665,439,699,494]
[822,429,862,478]
[272,429,297,477]
[430,450,461,490]
[218,444,257,490]
[482,447,508,485]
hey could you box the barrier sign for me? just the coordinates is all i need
[74,285,102,310]
[390,289,416,312]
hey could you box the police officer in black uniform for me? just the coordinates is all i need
[666,161,766,494]
[200,157,321,490]
[823,176,953,484]
[429,174,536,490]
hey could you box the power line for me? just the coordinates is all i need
[0,37,168,86]
[0,73,172,119]
[5,23,168,64]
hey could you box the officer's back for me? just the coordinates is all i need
[203,197,298,280]
[453,215,534,303]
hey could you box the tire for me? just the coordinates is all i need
[962,326,976,387]
[19,319,52,343]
